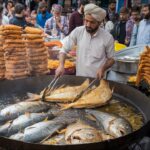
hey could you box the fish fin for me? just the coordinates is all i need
[43,117,49,122]
[6,120,13,124]
[56,128,67,134]
[27,92,40,98]
[85,114,97,121]
[25,93,41,102]
[111,86,115,94]
[24,112,31,117]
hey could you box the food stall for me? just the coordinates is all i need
[107,44,150,96]
[0,25,150,150]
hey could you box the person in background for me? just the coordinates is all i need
[30,11,43,28]
[30,0,40,12]
[130,4,150,46]
[106,0,118,22]
[125,6,141,46]
[9,3,27,27]
[44,4,68,37]
[104,14,115,33]
[112,7,129,44]
[68,0,89,34]
[36,1,52,28]
[4,0,14,19]
[55,4,115,79]
[0,4,9,25]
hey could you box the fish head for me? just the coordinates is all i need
[109,118,132,138]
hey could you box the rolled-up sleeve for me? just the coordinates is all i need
[105,35,115,59]
[60,28,78,54]
[44,19,52,34]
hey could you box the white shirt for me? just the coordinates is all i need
[60,26,115,78]
[105,21,114,33]
[1,15,9,25]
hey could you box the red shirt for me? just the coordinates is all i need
[69,11,83,34]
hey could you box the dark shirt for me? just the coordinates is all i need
[112,21,126,44]
[106,9,119,22]
[69,11,83,34]
[30,1,38,11]
[9,16,27,28]
[119,22,126,44]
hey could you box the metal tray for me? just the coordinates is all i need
[112,45,149,74]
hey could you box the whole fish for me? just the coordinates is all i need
[65,121,102,144]
[43,79,90,102]
[86,109,132,138]
[0,101,51,123]
[23,109,86,143]
[62,80,113,109]
[0,107,59,137]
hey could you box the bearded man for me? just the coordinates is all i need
[55,3,115,79]
[130,4,150,46]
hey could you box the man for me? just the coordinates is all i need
[30,0,40,12]
[68,0,89,34]
[130,4,150,46]
[9,3,27,27]
[106,0,118,22]
[125,6,140,46]
[55,4,115,79]
[44,4,68,37]
[0,4,9,25]
[112,7,129,44]
[4,0,14,19]
[36,2,52,28]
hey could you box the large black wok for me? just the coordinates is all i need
[0,75,150,150]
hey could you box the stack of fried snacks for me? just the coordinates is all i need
[24,27,48,76]
[0,33,5,79]
[136,46,150,86]
[1,25,28,80]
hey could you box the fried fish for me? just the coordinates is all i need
[62,80,113,109]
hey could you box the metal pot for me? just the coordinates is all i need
[111,59,139,74]
[0,75,150,150]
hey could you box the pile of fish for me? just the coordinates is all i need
[27,79,113,109]
[0,100,132,144]
[0,79,133,145]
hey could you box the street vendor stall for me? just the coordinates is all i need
[107,45,150,96]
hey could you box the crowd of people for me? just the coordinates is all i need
[0,0,150,46]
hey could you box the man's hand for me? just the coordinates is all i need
[96,58,115,79]
[55,65,65,78]
[96,67,105,79]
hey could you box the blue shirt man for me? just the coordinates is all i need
[136,20,150,45]
[36,11,52,28]
[36,2,52,28]
[130,4,150,46]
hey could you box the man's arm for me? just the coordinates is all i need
[55,52,66,77]
[55,28,78,77]
[97,35,115,79]
[97,58,115,79]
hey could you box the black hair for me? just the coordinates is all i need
[79,0,89,7]
[109,0,116,5]
[0,4,3,14]
[6,0,14,8]
[142,4,150,11]
[131,6,140,13]
[120,7,129,14]
[14,3,25,14]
